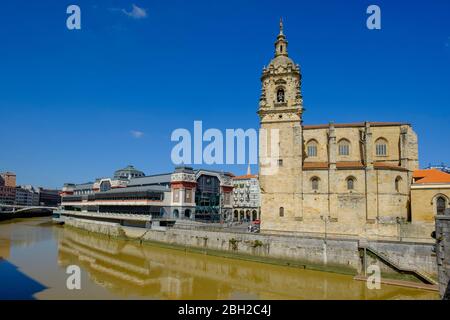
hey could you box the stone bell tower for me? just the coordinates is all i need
[258,19,304,231]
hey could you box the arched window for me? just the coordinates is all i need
[100,180,111,192]
[279,207,284,217]
[346,177,355,190]
[277,88,285,103]
[338,139,350,156]
[311,177,319,191]
[307,140,318,157]
[436,197,446,215]
[395,176,402,193]
[375,138,388,156]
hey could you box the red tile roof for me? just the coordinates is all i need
[233,174,257,180]
[413,169,450,184]
[303,162,329,169]
[374,162,408,171]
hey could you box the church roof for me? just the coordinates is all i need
[413,169,450,184]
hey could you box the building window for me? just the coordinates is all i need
[311,177,319,191]
[338,139,350,156]
[278,159,283,166]
[307,140,318,157]
[375,138,388,156]
[395,176,402,193]
[184,189,191,202]
[100,181,111,192]
[277,88,285,103]
[279,207,284,217]
[346,177,355,190]
[436,196,446,215]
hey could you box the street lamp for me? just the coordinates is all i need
[320,214,331,265]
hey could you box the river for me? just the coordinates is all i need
[0,217,439,300]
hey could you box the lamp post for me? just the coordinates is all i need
[320,214,330,265]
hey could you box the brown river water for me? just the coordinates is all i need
[0,217,439,300]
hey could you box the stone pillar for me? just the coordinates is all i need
[435,212,450,299]
[400,126,408,168]
[400,126,414,192]
[328,123,338,221]
[293,123,303,221]
[364,122,378,223]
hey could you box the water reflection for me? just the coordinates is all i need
[57,226,438,300]
[0,218,440,300]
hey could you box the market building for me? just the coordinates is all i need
[58,166,234,224]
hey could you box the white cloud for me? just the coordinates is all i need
[130,130,144,138]
[122,4,147,19]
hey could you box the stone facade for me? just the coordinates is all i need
[435,211,450,299]
[258,21,421,240]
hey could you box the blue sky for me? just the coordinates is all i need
[0,0,449,188]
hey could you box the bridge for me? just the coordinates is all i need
[0,204,57,216]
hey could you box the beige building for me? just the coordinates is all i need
[258,20,423,240]
[411,169,450,223]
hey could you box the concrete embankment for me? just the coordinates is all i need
[64,217,437,280]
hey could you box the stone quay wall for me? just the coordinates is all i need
[435,214,450,299]
[64,217,437,277]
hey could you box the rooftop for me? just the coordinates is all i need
[413,169,450,184]
[233,174,258,180]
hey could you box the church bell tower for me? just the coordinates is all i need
[258,19,304,230]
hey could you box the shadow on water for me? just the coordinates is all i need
[0,258,47,300]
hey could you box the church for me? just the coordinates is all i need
[258,20,422,239]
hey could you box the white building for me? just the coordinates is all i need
[232,166,260,222]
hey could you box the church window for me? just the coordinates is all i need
[346,177,355,190]
[436,196,446,215]
[279,207,284,217]
[375,138,388,156]
[311,177,319,190]
[277,88,285,103]
[307,140,318,157]
[338,139,350,156]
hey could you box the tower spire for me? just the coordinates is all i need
[275,18,288,57]
[279,17,284,36]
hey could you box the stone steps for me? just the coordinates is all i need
[359,241,437,285]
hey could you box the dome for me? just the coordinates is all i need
[268,55,295,68]
[114,165,145,179]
